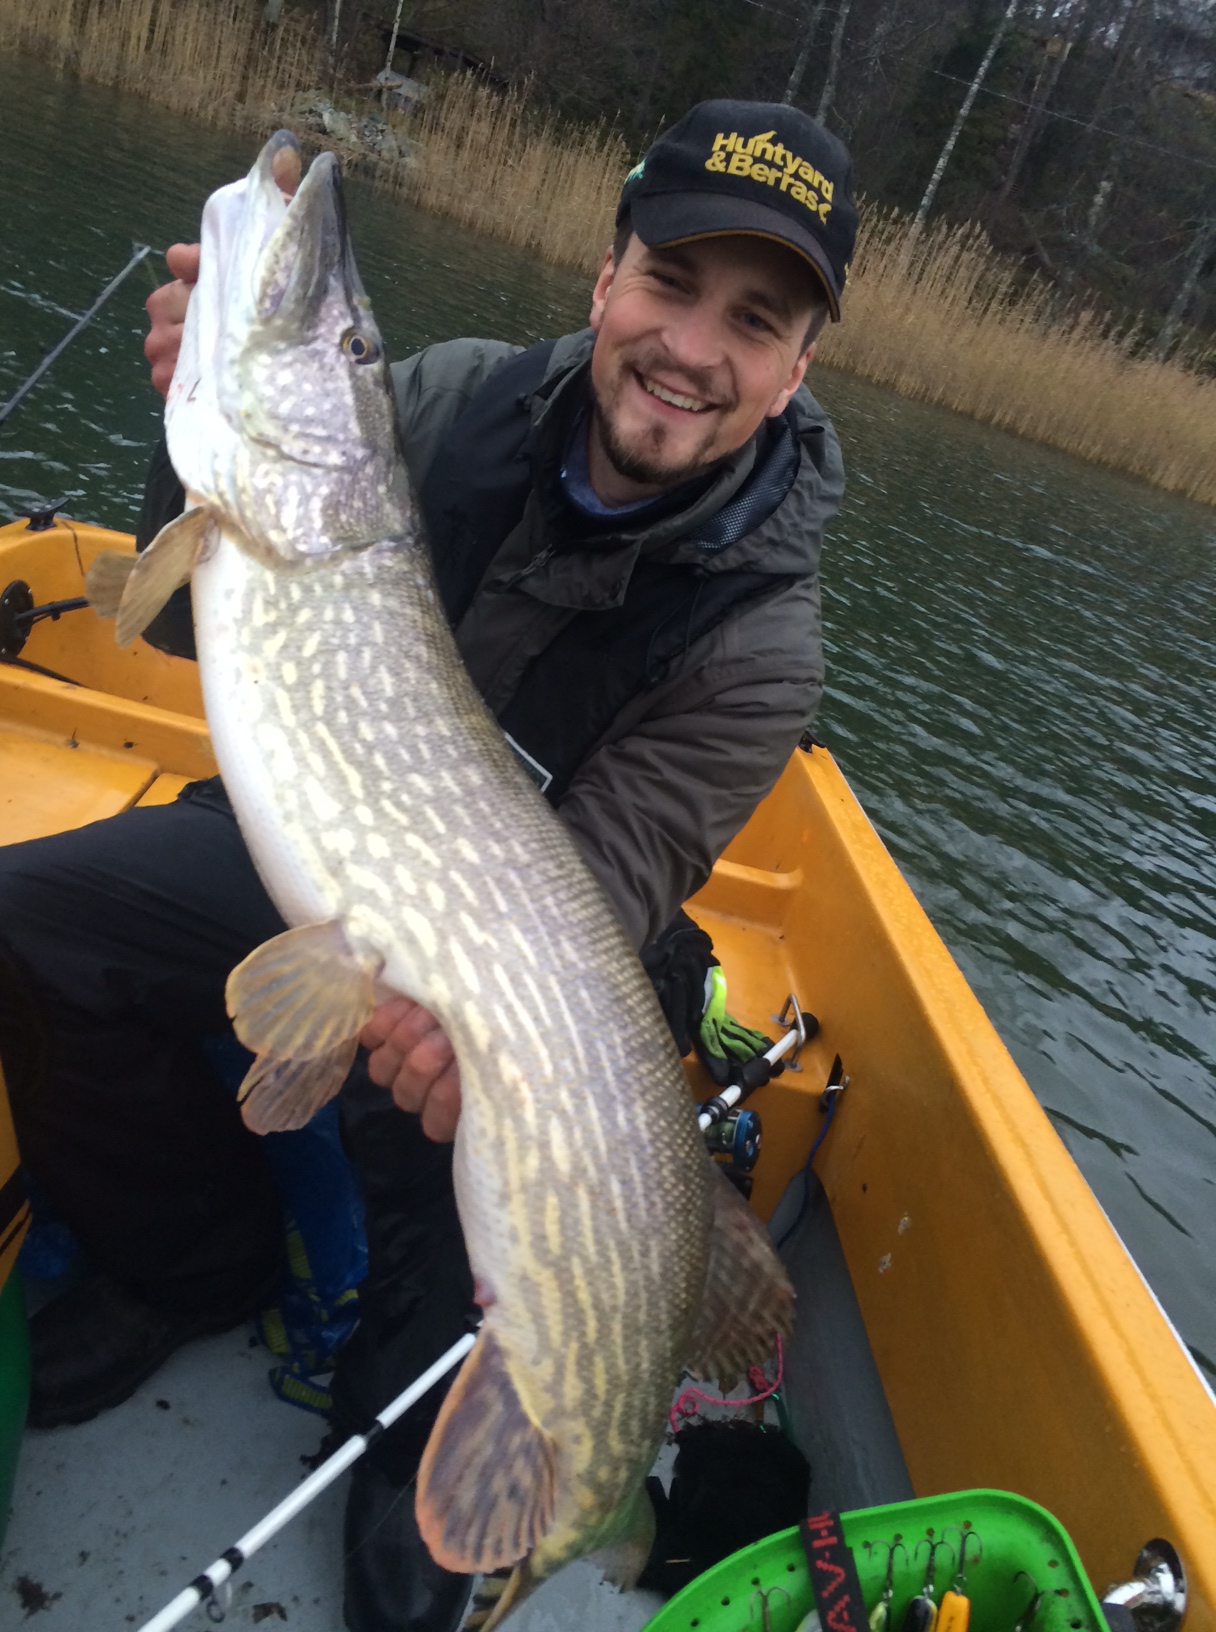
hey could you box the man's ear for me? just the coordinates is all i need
[766,340,816,418]
[589,246,616,333]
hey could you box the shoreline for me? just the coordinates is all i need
[0,2,1213,507]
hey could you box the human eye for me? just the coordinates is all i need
[648,267,686,292]
[739,308,777,336]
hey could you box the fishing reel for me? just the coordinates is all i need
[700,1105,762,1197]
[701,1105,762,1172]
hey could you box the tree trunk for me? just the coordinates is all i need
[785,0,827,105]
[1082,172,1113,254]
[384,0,405,77]
[1152,215,1216,361]
[914,0,1020,229]
[1069,0,1149,176]
[994,32,1072,207]
[816,0,855,124]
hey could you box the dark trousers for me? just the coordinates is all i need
[0,781,474,1481]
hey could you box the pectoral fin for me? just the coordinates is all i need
[238,1036,359,1133]
[85,505,211,645]
[84,550,138,620]
[685,1165,796,1385]
[225,920,381,1060]
[416,1327,557,1574]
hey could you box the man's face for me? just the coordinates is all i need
[586,232,819,504]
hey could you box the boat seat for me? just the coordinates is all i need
[0,723,189,846]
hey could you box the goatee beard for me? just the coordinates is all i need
[591,400,721,491]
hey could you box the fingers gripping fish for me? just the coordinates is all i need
[87,133,794,1625]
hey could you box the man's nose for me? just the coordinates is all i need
[661,303,726,375]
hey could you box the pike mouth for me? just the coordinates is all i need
[636,371,716,414]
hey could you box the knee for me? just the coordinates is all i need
[0,839,77,971]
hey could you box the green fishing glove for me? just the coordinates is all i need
[695,964,772,1087]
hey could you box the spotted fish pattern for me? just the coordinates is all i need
[89,130,794,1626]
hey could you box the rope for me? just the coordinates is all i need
[669,1334,785,1435]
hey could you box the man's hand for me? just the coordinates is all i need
[144,146,302,397]
[362,995,462,1142]
[144,242,200,398]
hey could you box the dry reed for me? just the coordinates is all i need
[366,74,627,271]
[2,0,1213,504]
[0,0,323,129]
[819,210,1216,506]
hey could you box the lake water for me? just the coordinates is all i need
[1,56,1213,1379]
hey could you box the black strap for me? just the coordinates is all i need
[800,1511,869,1632]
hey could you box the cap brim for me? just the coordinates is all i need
[631,191,841,321]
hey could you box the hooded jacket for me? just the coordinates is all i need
[391,330,844,950]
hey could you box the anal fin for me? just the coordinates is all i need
[416,1327,556,1575]
[686,1166,795,1386]
[226,920,380,1060]
[238,1036,359,1133]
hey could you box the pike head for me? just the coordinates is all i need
[166,129,411,564]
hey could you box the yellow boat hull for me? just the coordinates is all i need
[2,516,1214,1622]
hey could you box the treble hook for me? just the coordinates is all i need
[938,1529,983,1632]
[949,1529,982,1592]
[864,1539,909,1632]
[749,1583,791,1631]
[901,1539,953,1632]
[1012,1571,1045,1632]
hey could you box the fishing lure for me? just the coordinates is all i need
[866,1540,908,1632]
[900,1539,950,1632]
[937,1530,982,1632]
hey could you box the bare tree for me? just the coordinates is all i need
[914,0,1021,228]
[384,0,406,77]
[994,23,1078,207]
[816,0,855,123]
[785,0,828,104]
[1153,213,1216,358]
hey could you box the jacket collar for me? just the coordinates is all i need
[511,328,829,609]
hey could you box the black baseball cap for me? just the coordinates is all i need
[617,100,858,321]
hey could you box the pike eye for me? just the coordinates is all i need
[341,329,380,365]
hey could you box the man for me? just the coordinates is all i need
[0,100,856,1632]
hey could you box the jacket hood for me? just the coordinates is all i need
[530,328,841,581]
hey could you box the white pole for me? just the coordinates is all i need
[697,1024,801,1131]
[134,1330,476,1632]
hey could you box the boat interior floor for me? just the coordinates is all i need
[0,1172,912,1631]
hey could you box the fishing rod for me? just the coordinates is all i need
[697,994,817,1132]
[0,243,158,430]
[134,1328,476,1632]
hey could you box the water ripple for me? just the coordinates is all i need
[816,365,1216,1367]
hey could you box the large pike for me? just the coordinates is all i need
[88,133,793,1624]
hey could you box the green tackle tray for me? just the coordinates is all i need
[641,1489,1108,1632]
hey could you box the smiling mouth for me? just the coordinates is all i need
[636,371,715,413]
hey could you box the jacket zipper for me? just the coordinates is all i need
[494,544,556,592]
